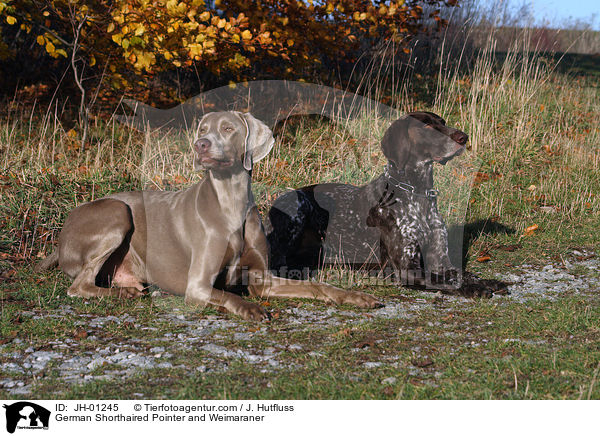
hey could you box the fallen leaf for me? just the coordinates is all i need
[477,255,491,262]
[496,244,521,252]
[0,330,18,345]
[411,357,434,368]
[472,172,490,185]
[523,224,539,236]
[334,328,352,337]
[74,329,88,340]
[472,172,502,187]
[354,338,375,349]
[382,386,395,396]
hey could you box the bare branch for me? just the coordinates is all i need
[69,9,90,151]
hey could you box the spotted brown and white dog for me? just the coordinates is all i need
[265,112,507,297]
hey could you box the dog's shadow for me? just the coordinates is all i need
[448,219,515,271]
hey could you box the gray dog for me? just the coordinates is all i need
[36,111,381,320]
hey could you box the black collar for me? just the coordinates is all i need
[384,165,439,199]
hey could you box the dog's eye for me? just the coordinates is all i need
[198,127,207,134]
[223,126,234,132]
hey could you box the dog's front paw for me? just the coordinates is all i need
[444,269,462,289]
[483,278,510,295]
[459,284,494,299]
[427,269,461,290]
[235,300,270,321]
[342,291,384,309]
[459,272,508,298]
[458,271,510,298]
[118,287,144,299]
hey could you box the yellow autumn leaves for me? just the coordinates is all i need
[105,1,256,72]
[35,33,66,58]
[0,0,446,89]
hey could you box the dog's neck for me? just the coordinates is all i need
[406,162,434,188]
[205,164,254,226]
[385,163,435,197]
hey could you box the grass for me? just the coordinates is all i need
[3,272,599,399]
[1,35,599,399]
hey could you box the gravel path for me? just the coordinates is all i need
[1,250,598,396]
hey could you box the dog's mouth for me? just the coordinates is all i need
[433,143,465,165]
[199,156,234,167]
[194,152,234,169]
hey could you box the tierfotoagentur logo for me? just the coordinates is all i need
[2,402,50,433]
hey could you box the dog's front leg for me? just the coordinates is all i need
[185,283,268,320]
[246,269,382,308]
[422,229,504,297]
[421,225,461,289]
[241,207,382,308]
[381,237,427,288]
[184,237,268,321]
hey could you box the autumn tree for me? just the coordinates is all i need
[0,0,458,100]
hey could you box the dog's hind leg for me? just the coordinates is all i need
[58,198,142,299]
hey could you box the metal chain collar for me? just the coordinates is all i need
[384,165,439,199]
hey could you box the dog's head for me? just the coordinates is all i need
[381,111,468,170]
[193,111,274,172]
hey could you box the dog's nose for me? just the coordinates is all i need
[451,131,468,145]
[194,138,211,153]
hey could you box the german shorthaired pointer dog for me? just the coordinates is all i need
[36,111,381,320]
[265,112,506,297]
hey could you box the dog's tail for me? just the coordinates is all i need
[34,251,59,272]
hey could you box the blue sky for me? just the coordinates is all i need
[530,0,600,29]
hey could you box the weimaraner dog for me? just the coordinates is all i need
[36,111,381,320]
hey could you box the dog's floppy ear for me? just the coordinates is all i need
[381,115,412,170]
[238,112,275,171]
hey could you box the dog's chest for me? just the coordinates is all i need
[329,192,438,263]
[397,199,425,232]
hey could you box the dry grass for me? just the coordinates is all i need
[0,32,598,264]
